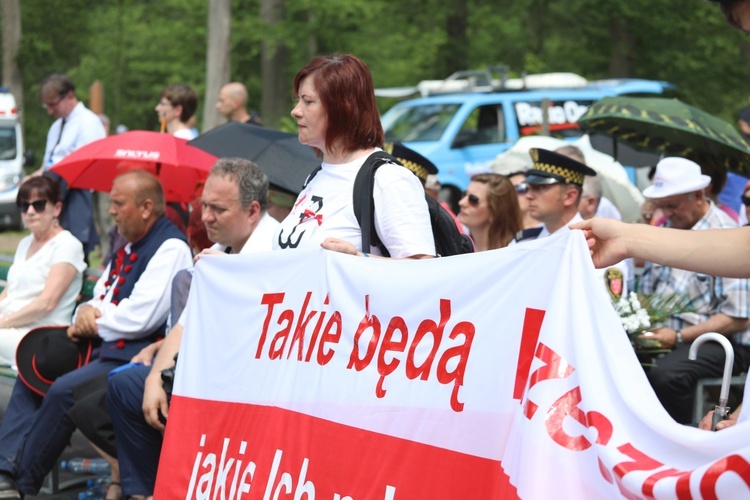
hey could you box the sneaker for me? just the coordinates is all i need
[0,472,19,500]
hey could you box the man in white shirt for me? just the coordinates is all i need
[37,73,107,257]
[107,158,278,498]
[0,170,192,498]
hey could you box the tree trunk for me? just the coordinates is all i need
[307,10,317,61]
[260,0,287,128]
[608,17,634,78]
[203,0,232,132]
[1,0,23,127]
[439,0,468,76]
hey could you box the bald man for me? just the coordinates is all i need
[215,82,261,124]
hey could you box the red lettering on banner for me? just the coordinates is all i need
[610,443,693,499]
[700,455,750,499]
[317,312,341,366]
[436,319,474,412]
[257,293,286,359]
[546,387,613,451]
[347,296,475,412]
[522,342,574,419]
[405,299,451,380]
[259,292,340,365]
[257,292,475,412]
[347,295,382,371]
[513,308,546,400]
[305,294,330,362]
[269,310,294,359]
[508,313,750,499]
[376,316,408,398]
[288,292,317,361]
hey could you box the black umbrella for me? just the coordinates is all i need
[189,122,320,195]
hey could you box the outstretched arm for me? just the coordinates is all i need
[570,218,750,278]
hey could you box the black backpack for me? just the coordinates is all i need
[305,151,474,257]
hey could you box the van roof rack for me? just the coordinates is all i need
[375,67,590,98]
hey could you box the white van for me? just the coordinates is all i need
[0,90,25,230]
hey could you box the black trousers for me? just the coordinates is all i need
[647,341,750,424]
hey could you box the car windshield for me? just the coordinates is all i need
[383,103,460,142]
[0,127,16,161]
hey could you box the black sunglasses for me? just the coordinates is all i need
[515,183,529,195]
[742,195,750,207]
[465,193,481,206]
[17,199,48,214]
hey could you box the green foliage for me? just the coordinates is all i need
[2,0,750,155]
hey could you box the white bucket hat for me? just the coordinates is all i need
[642,157,711,199]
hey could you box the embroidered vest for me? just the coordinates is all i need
[100,216,188,360]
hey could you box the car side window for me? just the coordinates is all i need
[453,104,505,147]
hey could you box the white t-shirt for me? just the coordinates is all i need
[1,230,86,327]
[273,152,435,258]
[173,128,198,140]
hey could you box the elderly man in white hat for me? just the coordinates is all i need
[638,157,750,425]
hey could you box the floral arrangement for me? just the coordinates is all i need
[613,292,694,365]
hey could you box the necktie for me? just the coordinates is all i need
[47,118,66,168]
[54,118,66,147]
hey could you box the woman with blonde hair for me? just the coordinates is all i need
[458,173,522,251]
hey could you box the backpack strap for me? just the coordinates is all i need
[352,151,400,257]
[303,164,323,188]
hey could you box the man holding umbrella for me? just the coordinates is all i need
[35,73,106,258]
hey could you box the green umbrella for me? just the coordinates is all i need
[577,96,750,176]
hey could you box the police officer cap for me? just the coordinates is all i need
[525,148,596,187]
[383,142,438,183]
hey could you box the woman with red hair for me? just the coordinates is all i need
[274,54,435,259]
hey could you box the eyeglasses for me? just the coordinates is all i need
[41,92,67,110]
[17,199,48,214]
[515,183,529,195]
[742,195,750,207]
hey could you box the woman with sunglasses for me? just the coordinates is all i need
[0,176,86,366]
[458,173,522,251]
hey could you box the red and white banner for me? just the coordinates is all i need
[156,231,750,499]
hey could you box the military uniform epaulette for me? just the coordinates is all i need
[515,226,544,242]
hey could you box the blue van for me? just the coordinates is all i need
[380,77,674,207]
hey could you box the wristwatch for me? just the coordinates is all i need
[675,330,684,345]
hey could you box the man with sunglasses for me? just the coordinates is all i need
[514,148,596,243]
[33,73,106,259]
